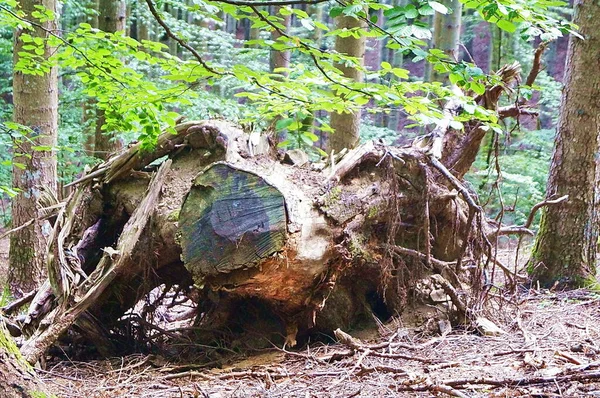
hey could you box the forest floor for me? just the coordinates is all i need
[35,246,600,398]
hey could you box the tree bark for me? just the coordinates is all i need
[82,0,99,154]
[94,0,126,160]
[329,14,367,153]
[429,0,462,83]
[269,6,290,73]
[0,321,51,397]
[10,0,59,296]
[528,0,600,287]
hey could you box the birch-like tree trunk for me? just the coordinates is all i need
[83,0,99,154]
[429,0,462,83]
[528,0,600,287]
[269,6,290,73]
[10,0,59,295]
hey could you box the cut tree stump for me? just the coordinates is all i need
[180,163,288,277]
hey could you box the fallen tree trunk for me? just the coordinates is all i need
[17,47,546,363]
[15,118,494,363]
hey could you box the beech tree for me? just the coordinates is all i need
[9,0,58,295]
[94,0,126,160]
[430,0,462,83]
[528,0,600,287]
[329,13,367,153]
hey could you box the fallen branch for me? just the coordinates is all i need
[0,219,34,241]
[428,155,480,211]
[389,245,455,272]
[334,328,442,364]
[398,369,600,392]
[1,289,36,315]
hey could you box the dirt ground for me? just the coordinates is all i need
[39,287,600,397]
[1,241,598,397]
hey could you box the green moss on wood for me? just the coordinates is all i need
[0,321,29,370]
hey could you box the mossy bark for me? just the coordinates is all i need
[528,0,600,287]
[0,322,53,398]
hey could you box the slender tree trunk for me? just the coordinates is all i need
[94,0,126,160]
[83,0,99,154]
[309,3,324,46]
[528,0,600,287]
[166,3,178,56]
[136,2,149,42]
[269,6,290,73]
[429,0,462,83]
[10,0,59,296]
[329,14,367,152]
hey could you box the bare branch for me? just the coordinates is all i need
[526,42,548,87]
[144,0,221,76]
[498,105,539,119]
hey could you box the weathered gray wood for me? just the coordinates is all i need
[20,160,171,364]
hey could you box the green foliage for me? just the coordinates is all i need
[0,0,575,230]
[359,123,398,144]
[468,129,553,227]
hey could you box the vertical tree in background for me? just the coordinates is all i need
[10,0,58,295]
[269,6,290,73]
[430,0,462,82]
[329,13,367,152]
[83,0,99,154]
[94,0,126,160]
[528,0,600,287]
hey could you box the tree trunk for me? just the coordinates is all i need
[528,0,600,287]
[269,6,290,73]
[94,0,126,160]
[429,0,462,83]
[83,0,99,154]
[136,4,150,43]
[10,0,59,296]
[0,322,50,398]
[329,14,367,153]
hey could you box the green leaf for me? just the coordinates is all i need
[470,82,486,95]
[497,19,516,33]
[303,132,319,142]
[300,18,315,31]
[329,6,343,18]
[405,5,419,19]
[428,1,448,14]
[449,73,463,85]
[275,118,294,131]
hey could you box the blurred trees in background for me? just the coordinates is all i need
[0,0,592,291]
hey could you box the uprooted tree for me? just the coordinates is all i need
[3,61,553,366]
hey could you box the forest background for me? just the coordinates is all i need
[0,0,569,233]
